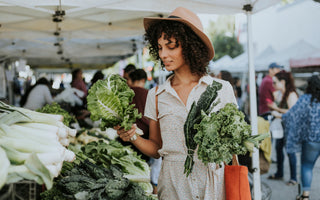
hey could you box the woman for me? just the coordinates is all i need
[283,75,320,200]
[268,70,299,186]
[116,7,237,200]
[20,77,54,110]
[71,68,87,98]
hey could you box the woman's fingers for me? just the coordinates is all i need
[117,125,137,142]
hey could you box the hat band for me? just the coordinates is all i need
[168,15,180,19]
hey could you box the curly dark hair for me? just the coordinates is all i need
[306,75,320,103]
[274,70,297,108]
[144,20,210,77]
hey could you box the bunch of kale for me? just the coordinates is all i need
[41,159,152,200]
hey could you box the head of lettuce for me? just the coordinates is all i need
[87,74,141,131]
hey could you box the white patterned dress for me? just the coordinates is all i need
[144,75,237,200]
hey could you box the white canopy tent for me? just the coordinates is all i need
[290,49,320,68]
[210,55,234,73]
[0,1,283,199]
[255,39,319,71]
[0,0,280,68]
[211,45,276,73]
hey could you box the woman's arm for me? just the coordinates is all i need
[116,119,162,159]
[272,92,299,118]
[44,86,54,104]
[287,92,299,109]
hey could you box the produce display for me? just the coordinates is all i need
[36,102,76,126]
[41,137,154,199]
[87,74,143,134]
[0,99,155,199]
[75,140,152,192]
[183,81,269,176]
[0,101,76,189]
[41,159,153,200]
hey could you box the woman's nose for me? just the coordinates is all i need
[159,48,168,59]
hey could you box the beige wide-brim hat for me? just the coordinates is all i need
[144,7,215,61]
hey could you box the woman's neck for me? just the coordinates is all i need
[132,80,145,88]
[171,71,200,86]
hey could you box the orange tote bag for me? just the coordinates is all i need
[224,155,252,200]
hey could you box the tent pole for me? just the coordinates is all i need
[245,5,261,200]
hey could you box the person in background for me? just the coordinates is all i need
[129,68,162,194]
[89,70,104,89]
[121,68,150,162]
[71,68,88,99]
[234,77,243,108]
[282,75,320,200]
[258,62,283,119]
[123,64,136,86]
[217,70,234,87]
[71,68,90,122]
[217,70,238,98]
[115,7,237,199]
[268,71,299,186]
[20,77,54,110]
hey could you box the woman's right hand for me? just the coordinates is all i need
[114,124,137,142]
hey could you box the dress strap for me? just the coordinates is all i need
[155,86,159,120]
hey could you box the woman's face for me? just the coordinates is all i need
[158,33,187,72]
[77,70,83,79]
[273,76,285,91]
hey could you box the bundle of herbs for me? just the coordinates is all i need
[183,81,269,176]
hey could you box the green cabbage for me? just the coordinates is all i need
[87,74,141,130]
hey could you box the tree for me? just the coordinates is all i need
[212,33,244,61]
[205,15,244,61]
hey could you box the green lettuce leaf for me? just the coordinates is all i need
[87,74,141,130]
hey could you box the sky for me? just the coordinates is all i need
[199,0,320,57]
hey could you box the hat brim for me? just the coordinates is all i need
[144,17,214,61]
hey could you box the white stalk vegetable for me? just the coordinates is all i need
[66,126,77,137]
[0,147,10,189]
[0,137,65,154]
[3,145,65,166]
[45,164,60,177]
[57,127,68,138]
[4,124,59,142]
[59,138,70,147]
[63,149,76,162]
[18,122,59,135]
[0,125,61,148]
[15,107,63,122]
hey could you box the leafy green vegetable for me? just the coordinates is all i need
[80,140,152,193]
[194,103,269,165]
[87,74,141,131]
[36,102,75,126]
[183,81,269,177]
[184,80,222,176]
[42,160,152,200]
